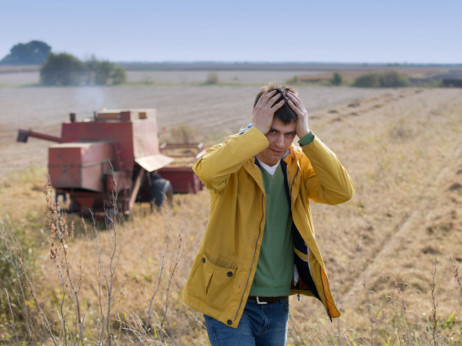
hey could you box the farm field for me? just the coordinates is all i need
[0,84,386,178]
[0,72,461,344]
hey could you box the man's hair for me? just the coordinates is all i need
[254,83,297,124]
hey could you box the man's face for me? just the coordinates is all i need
[256,118,296,166]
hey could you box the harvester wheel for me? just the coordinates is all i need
[150,175,173,209]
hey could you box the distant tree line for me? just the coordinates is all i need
[287,70,411,88]
[40,53,126,86]
[1,40,126,85]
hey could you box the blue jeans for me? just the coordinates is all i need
[204,298,289,346]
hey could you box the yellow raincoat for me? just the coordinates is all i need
[183,126,354,328]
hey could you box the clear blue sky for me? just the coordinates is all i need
[1,0,461,64]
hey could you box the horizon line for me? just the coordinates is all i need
[115,60,462,66]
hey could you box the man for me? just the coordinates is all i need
[184,84,354,345]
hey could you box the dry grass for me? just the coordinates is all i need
[1,86,462,344]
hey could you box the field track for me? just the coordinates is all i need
[343,128,462,302]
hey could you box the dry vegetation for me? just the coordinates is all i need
[1,75,462,345]
[291,66,461,85]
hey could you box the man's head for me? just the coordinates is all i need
[254,83,297,125]
[253,83,299,166]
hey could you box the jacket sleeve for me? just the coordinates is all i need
[300,136,354,205]
[193,127,268,192]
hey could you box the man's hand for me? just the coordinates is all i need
[252,90,285,134]
[287,91,310,138]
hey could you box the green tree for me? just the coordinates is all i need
[40,54,126,86]
[379,70,409,87]
[330,72,343,86]
[40,53,86,86]
[85,56,126,85]
[353,71,410,88]
[0,40,51,65]
[353,73,381,87]
[110,66,127,84]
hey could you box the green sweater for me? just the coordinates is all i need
[249,163,294,296]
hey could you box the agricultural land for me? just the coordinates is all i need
[0,65,461,344]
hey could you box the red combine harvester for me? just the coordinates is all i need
[17,109,204,217]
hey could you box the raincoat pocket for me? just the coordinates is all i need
[195,253,237,310]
